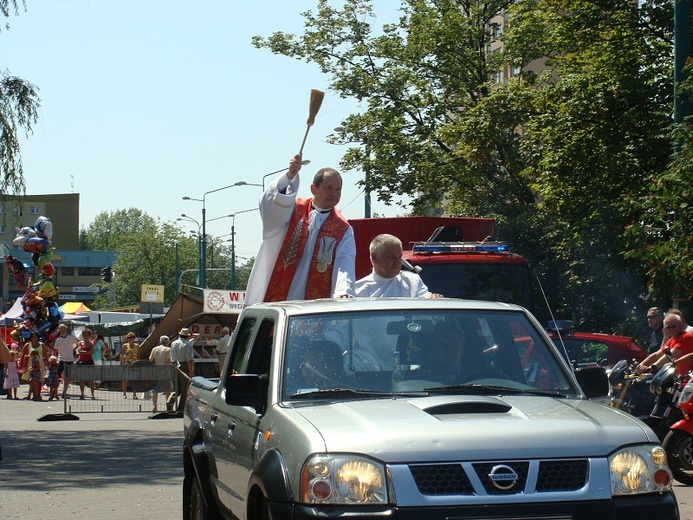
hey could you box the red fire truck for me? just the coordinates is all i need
[349,216,532,308]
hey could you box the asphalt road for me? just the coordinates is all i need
[2,393,693,519]
[0,394,183,519]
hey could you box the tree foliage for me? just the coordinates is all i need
[254,0,674,331]
[0,0,40,200]
[81,209,253,308]
[625,56,693,301]
[83,210,200,308]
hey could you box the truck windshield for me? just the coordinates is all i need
[417,264,531,308]
[282,309,575,401]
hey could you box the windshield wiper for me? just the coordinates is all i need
[290,388,398,400]
[424,384,568,397]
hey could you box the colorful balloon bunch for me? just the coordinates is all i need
[5,255,28,289]
[7,215,62,345]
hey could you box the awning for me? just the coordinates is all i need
[73,318,156,337]
[60,302,91,314]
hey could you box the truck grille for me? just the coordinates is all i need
[408,459,588,496]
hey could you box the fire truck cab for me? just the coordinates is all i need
[349,216,532,308]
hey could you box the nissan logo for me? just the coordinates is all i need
[488,464,519,490]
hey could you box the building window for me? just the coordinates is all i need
[62,267,74,276]
[0,226,5,233]
[13,207,22,217]
[78,267,101,277]
[29,206,41,215]
[0,207,5,214]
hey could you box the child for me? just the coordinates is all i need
[46,355,60,401]
[3,350,20,400]
[28,350,43,401]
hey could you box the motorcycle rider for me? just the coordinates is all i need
[637,313,693,376]
[646,307,664,354]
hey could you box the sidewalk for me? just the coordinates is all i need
[0,386,184,520]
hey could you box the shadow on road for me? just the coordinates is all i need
[0,429,182,490]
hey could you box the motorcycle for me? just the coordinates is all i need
[638,362,684,442]
[607,359,654,416]
[663,377,693,485]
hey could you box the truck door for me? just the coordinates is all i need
[207,315,257,513]
[224,317,276,515]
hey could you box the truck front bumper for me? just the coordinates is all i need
[284,492,678,519]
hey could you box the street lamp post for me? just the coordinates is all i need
[262,160,311,190]
[228,208,259,290]
[177,215,202,286]
[185,164,310,288]
[205,209,259,290]
[184,181,263,288]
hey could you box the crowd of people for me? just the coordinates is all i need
[0,325,114,401]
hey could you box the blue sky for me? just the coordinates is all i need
[3,0,408,260]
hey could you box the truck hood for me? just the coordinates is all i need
[293,395,654,462]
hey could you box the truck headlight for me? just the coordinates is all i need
[609,445,673,494]
[300,454,392,505]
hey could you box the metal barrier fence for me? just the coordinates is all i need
[63,364,178,414]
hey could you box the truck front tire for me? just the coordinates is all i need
[184,473,220,520]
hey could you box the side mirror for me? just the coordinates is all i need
[575,367,609,399]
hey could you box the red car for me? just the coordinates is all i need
[547,321,646,368]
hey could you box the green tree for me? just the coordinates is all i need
[83,211,201,308]
[254,0,674,331]
[0,1,41,200]
[80,208,157,251]
[495,0,673,328]
[625,56,693,301]
[82,209,252,308]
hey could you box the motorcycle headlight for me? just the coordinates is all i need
[300,454,392,505]
[609,445,673,495]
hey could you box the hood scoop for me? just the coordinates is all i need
[423,399,512,416]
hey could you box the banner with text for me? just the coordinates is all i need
[203,289,246,314]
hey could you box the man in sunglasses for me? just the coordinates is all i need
[645,307,664,354]
[636,312,693,376]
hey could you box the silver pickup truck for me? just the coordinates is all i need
[183,298,679,520]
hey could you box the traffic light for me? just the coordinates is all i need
[101,266,112,283]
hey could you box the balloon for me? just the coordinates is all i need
[12,226,36,245]
[36,321,51,334]
[37,251,53,268]
[5,255,26,287]
[38,280,58,300]
[48,325,61,341]
[23,237,48,254]
[9,329,18,340]
[46,301,62,323]
[41,262,55,277]
[35,216,53,240]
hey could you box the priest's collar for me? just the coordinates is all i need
[312,204,332,214]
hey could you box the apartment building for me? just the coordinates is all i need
[0,193,116,310]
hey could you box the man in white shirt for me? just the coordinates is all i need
[355,234,443,298]
[53,324,79,398]
[148,335,172,413]
[245,154,356,305]
[170,328,197,411]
